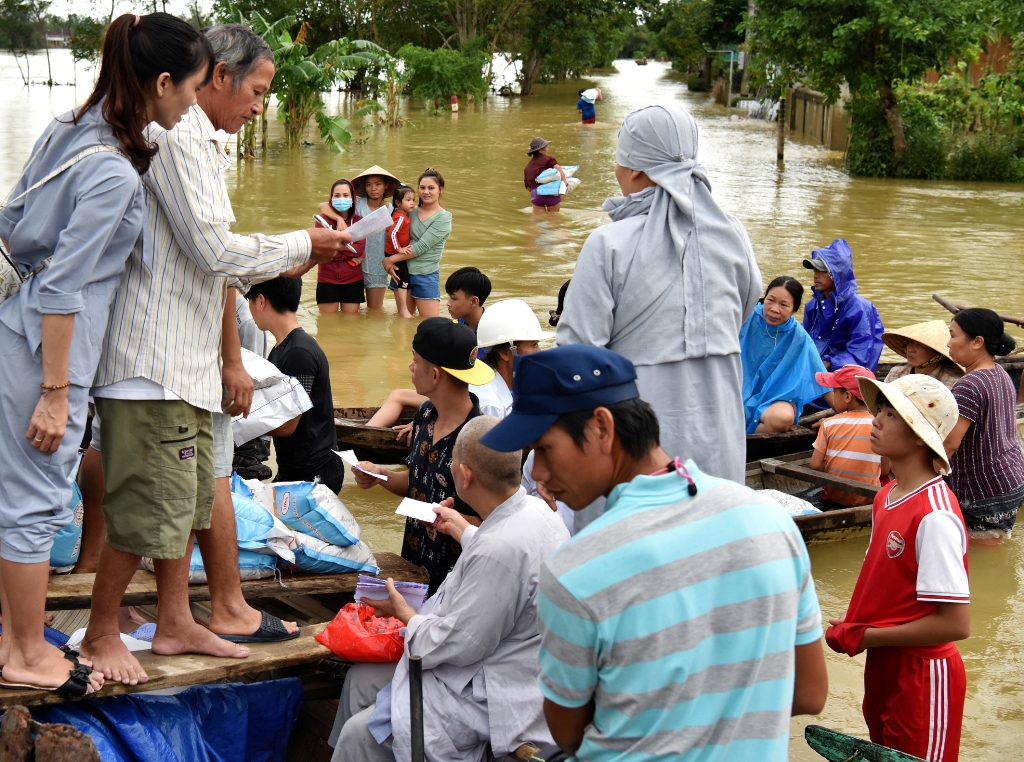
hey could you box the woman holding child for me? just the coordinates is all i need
[943,308,1024,541]
[387,168,451,318]
[314,178,366,314]
[882,320,963,389]
[738,276,827,434]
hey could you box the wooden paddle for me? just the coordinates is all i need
[805,725,925,761]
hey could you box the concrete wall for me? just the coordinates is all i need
[787,86,851,152]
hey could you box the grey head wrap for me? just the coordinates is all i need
[599,103,758,359]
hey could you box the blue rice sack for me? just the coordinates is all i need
[51,482,84,571]
[231,471,258,499]
[270,482,361,547]
[276,533,378,575]
[143,546,276,584]
[232,493,278,551]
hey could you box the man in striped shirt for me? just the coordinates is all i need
[480,345,828,761]
[82,24,351,685]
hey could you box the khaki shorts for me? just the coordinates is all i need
[95,398,215,559]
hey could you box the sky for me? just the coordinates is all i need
[54,0,212,21]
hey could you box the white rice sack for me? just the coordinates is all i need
[142,546,276,584]
[232,376,312,446]
[758,489,821,517]
[239,347,287,389]
[276,533,378,575]
[269,482,361,547]
[581,88,599,103]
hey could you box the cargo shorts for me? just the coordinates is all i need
[95,398,215,559]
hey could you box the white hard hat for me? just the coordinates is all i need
[477,299,556,347]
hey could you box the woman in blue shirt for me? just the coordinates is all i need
[740,276,828,433]
[0,13,213,697]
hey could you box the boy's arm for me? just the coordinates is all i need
[860,603,970,648]
[544,699,594,754]
[809,448,825,471]
[809,422,827,471]
[792,640,828,715]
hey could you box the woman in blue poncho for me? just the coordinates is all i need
[740,276,828,433]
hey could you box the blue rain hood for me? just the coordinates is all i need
[740,305,828,433]
[802,239,885,371]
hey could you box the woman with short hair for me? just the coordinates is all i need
[0,12,212,695]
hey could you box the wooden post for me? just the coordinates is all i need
[410,655,424,762]
[776,94,786,162]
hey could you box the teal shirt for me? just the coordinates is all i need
[537,462,823,762]
[408,207,452,275]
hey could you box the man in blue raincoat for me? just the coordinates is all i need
[802,239,884,371]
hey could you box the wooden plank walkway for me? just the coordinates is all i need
[0,624,332,708]
[44,552,425,611]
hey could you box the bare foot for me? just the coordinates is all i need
[118,606,147,634]
[2,644,103,693]
[208,605,298,638]
[79,633,148,685]
[0,613,60,667]
[151,620,250,659]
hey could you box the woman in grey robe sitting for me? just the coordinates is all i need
[556,103,761,483]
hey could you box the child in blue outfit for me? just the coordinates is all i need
[576,87,601,123]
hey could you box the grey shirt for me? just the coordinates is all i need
[0,105,143,386]
[387,488,570,761]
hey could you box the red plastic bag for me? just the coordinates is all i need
[315,603,405,662]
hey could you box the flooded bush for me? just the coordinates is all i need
[686,74,708,92]
[946,135,1024,182]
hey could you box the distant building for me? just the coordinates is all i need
[46,31,69,48]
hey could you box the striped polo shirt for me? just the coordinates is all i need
[812,411,881,506]
[537,462,822,762]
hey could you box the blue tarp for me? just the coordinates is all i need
[32,678,304,762]
[0,624,69,648]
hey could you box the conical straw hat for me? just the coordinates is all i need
[882,320,955,364]
[352,165,401,197]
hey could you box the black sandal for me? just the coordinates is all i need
[216,611,300,643]
[0,663,95,698]
[60,646,82,667]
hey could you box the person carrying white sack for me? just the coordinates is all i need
[329,416,570,762]
[556,103,761,484]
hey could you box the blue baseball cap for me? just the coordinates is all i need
[479,345,639,452]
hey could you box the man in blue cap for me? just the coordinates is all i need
[480,344,829,761]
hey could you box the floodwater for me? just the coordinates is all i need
[3,49,1024,759]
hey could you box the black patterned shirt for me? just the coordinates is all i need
[402,395,481,593]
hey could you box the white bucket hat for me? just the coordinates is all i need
[857,374,959,475]
[477,299,555,348]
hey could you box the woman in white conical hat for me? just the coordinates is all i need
[882,320,963,390]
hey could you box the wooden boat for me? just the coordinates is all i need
[336,356,1023,464]
[745,451,876,543]
[635,57,648,65]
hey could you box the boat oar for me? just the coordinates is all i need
[410,655,424,762]
[933,294,1024,328]
[804,725,925,761]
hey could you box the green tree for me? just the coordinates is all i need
[747,0,988,164]
[68,13,103,86]
[1,0,35,84]
[398,43,487,103]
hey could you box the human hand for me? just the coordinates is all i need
[308,227,354,264]
[827,610,847,627]
[392,422,413,445]
[398,246,414,257]
[281,260,316,278]
[433,499,470,542]
[27,388,68,455]
[365,578,416,624]
[354,461,385,489]
[222,361,254,417]
[536,481,558,513]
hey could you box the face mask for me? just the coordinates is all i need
[332,197,353,212]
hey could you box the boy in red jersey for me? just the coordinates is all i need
[826,373,970,762]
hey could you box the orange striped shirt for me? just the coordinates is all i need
[813,411,881,506]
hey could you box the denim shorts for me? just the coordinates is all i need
[408,271,440,300]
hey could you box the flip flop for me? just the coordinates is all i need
[0,664,95,698]
[216,611,300,643]
[60,646,82,667]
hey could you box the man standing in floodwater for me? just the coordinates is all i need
[556,103,761,484]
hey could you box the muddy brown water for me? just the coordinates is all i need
[3,50,1023,758]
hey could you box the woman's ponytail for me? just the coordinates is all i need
[77,13,213,175]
